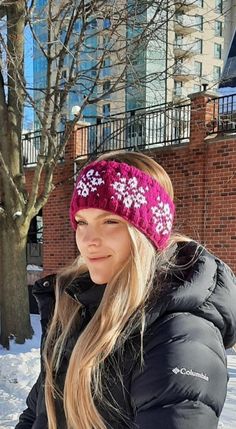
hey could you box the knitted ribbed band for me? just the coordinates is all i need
[70,160,175,250]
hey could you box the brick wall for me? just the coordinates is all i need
[24,93,236,275]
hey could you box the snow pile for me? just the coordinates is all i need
[0,316,40,429]
[0,315,236,428]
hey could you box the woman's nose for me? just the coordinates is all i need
[83,226,101,245]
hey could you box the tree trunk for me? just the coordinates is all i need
[0,219,33,349]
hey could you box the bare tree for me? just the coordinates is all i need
[0,0,195,347]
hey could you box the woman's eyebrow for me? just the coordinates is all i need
[75,213,119,220]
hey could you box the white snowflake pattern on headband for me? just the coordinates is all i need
[111,174,149,208]
[151,196,173,235]
[76,169,105,197]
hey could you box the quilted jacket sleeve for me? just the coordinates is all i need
[15,274,56,429]
[131,312,228,429]
[15,374,41,429]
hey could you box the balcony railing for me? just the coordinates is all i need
[207,94,236,134]
[174,15,197,34]
[74,103,191,158]
[22,130,64,166]
[173,64,196,81]
[175,0,198,11]
[22,103,191,165]
[174,40,198,57]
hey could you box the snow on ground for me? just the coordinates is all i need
[0,315,236,428]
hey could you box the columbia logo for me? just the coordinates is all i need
[172,366,209,382]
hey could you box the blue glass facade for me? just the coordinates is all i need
[33,3,100,129]
[33,1,166,131]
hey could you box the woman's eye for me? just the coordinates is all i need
[75,220,87,226]
[105,219,119,224]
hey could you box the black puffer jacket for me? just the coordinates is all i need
[16,242,236,429]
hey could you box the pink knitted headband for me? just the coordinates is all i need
[70,160,175,250]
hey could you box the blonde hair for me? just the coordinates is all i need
[44,151,191,429]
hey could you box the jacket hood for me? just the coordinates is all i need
[147,241,236,349]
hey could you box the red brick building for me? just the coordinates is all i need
[25,91,236,284]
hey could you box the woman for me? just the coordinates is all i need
[16,151,236,429]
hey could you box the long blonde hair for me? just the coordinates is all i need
[44,151,190,429]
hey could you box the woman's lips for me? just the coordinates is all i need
[88,256,111,262]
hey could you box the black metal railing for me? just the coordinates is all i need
[22,130,64,166]
[207,94,236,134]
[76,102,191,158]
[22,103,191,165]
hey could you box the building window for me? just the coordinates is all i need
[174,80,183,96]
[88,19,97,29]
[175,34,183,47]
[193,84,201,93]
[103,103,110,117]
[214,43,222,59]
[102,57,111,77]
[195,0,204,7]
[213,65,221,81]
[103,80,111,91]
[195,15,203,31]
[194,61,202,76]
[174,58,184,74]
[103,34,110,48]
[215,20,223,36]
[103,17,111,29]
[215,0,223,13]
[195,38,203,54]
[103,80,111,98]
[61,69,67,79]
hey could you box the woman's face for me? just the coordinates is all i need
[75,208,131,284]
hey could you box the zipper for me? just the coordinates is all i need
[78,305,87,332]
[72,293,87,330]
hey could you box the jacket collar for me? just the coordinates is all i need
[65,273,106,313]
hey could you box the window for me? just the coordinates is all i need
[174,80,183,96]
[130,48,145,65]
[103,17,111,29]
[103,80,111,98]
[37,0,46,7]
[175,12,183,26]
[215,20,223,36]
[215,0,223,13]
[175,34,183,48]
[214,43,222,59]
[174,58,184,73]
[103,34,110,48]
[193,84,201,92]
[102,57,111,77]
[195,38,203,54]
[213,65,221,81]
[195,0,203,7]
[103,103,110,117]
[86,34,97,49]
[194,61,202,76]
[103,80,111,91]
[195,15,203,31]
[61,70,67,79]
[88,19,97,30]
[74,20,81,32]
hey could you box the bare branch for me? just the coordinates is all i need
[0,151,25,208]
